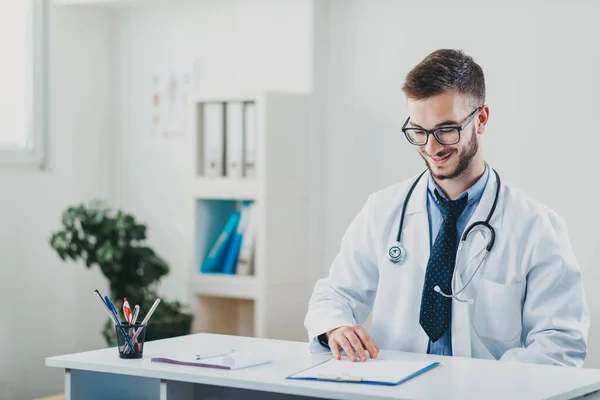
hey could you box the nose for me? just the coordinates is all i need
[424,133,444,155]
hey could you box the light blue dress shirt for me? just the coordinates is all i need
[425,165,490,356]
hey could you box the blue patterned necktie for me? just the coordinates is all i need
[419,189,468,343]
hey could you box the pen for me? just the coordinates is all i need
[123,298,132,324]
[139,298,161,327]
[94,290,117,324]
[104,296,120,322]
[130,304,141,353]
[131,305,140,325]
[94,290,135,353]
[105,295,137,354]
[126,298,160,353]
[196,349,236,360]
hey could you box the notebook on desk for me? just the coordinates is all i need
[287,358,440,386]
[151,349,273,371]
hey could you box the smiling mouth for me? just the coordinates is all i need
[429,153,452,165]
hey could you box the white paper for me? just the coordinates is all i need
[290,358,438,384]
[150,67,192,139]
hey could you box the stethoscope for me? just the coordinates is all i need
[388,168,501,304]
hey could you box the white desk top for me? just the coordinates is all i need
[46,333,600,400]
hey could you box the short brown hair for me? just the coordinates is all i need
[402,49,485,108]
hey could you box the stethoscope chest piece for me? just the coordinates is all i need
[388,244,406,264]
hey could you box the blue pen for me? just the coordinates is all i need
[105,295,137,354]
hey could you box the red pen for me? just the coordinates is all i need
[123,298,132,324]
[123,298,140,353]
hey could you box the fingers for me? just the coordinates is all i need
[329,336,342,360]
[345,331,368,361]
[327,325,379,362]
[354,326,379,359]
[337,335,358,362]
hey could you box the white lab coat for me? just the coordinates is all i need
[305,169,590,366]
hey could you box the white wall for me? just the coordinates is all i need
[15,2,598,397]
[322,0,600,367]
[0,5,115,400]
[113,0,314,307]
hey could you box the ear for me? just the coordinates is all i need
[476,105,490,135]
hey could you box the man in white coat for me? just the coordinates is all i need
[304,49,590,366]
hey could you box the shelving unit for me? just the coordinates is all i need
[187,90,313,342]
[192,177,259,201]
[190,274,259,300]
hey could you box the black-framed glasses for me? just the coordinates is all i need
[402,106,481,146]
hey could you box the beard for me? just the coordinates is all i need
[420,131,479,180]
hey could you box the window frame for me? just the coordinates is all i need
[0,0,49,168]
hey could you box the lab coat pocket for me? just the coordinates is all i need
[473,278,526,342]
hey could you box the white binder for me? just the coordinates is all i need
[243,102,257,178]
[202,102,225,177]
[225,102,244,179]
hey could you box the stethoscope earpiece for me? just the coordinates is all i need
[435,284,475,304]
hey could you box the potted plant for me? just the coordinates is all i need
[49,199,193,345]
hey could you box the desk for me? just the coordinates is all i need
[46,333,600,400]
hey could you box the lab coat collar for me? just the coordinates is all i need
[403,166,505,231]
[464,166,504,231]
[404,171,428,215]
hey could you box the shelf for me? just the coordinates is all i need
[53,0,176,6]
[190,91,259,104]
[54,0,138,5]
[190,91,312,340]
[192,177,259,200]
[192,273,259,300]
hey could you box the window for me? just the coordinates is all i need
[0,0,48,167]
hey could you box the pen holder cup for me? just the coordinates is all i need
[115,322,147,359]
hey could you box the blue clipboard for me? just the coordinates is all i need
[286,358,441,386]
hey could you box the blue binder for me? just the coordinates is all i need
[286,358,440,386]
[222,202,251,274]
[200,211,240,273]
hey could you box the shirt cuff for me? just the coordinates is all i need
[317,333,330,349]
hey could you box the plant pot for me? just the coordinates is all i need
[102,313,193,347]
[144,313,193,342]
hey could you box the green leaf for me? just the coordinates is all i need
[48,200,190,345]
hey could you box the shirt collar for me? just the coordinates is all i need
[427,164,490,205]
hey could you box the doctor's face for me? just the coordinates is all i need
[406,92,484,180]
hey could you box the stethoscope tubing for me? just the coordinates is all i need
[392,168,502,302]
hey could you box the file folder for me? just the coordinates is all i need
[225,102,244,178]
[202,102,225,177]
[243,102,257,178]
[200,211,240,273]
[286,358,440,386]
[222,202,251,274]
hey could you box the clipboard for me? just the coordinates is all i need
[286,358,440,386]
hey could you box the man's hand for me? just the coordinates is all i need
[327,325,379,362]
